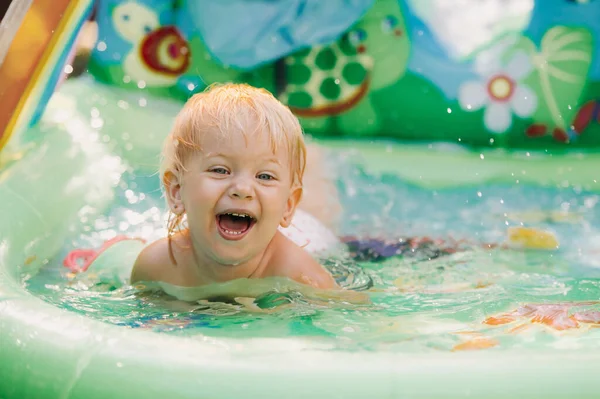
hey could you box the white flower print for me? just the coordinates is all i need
[459,49,538,134]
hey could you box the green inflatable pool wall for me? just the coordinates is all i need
[1,78,600,398]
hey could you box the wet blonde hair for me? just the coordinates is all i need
[161,82,307,255]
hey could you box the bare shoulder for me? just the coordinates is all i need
[266,233,337,290]
[130,237,174,284]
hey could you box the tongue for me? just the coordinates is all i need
[219,214,251,232]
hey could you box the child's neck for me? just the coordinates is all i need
[188,234,273,284]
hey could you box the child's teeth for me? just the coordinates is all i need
[228,213,249,218]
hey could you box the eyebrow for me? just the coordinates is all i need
[204,152,227,158]
[204,152,283,165]
[262,157,283,166]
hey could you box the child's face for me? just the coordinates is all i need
[170,128,301,266]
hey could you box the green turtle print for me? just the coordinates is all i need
[279,0,411,136]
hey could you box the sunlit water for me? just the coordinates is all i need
[23,148,600,352]
[22,81,600,354]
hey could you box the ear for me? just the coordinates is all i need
[280,186,303,228]
[163,170,184,214]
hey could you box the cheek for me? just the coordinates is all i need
[181,182,222,221]
[262,187,292,213]
[184,178,220,201]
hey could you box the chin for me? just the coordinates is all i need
[211,226,273,264]
[210,244,255,266]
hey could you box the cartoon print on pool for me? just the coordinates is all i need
[111,1,190,87]
[278,0,410,136]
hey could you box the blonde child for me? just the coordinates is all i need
[130,83,349,295]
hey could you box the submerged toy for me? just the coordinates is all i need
[484,302,600,332]
[506,226,560,250]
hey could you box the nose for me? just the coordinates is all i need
[228,176,254,200]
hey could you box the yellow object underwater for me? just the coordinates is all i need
[507,227,560,250]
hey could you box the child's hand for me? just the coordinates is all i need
[296,284,371,305]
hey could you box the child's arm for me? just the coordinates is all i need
[291,249,338,290]
[130,238,170,284]
[268,237,372,304]
[267,234,337,290]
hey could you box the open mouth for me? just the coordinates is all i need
[216,212,257,241]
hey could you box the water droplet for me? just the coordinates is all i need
[90,118,104,129]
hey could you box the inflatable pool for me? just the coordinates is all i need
[2,1,600,398]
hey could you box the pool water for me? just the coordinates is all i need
[23,137,600,353]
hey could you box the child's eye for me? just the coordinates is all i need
[209,167,229,175]
[257,173,275,181]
